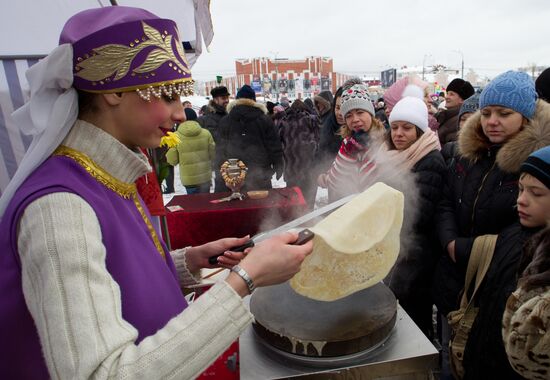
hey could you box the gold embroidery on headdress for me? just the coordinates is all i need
[75,21,190,83]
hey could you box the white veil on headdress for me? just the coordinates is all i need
[0,44,78,219]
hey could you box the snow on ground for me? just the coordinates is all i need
[162,165,329,209]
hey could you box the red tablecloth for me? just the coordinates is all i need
[164,187,307,249]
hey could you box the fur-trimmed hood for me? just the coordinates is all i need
[458,100,550,173]
[227,98,267,114]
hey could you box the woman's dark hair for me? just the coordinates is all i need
[77,89,99,116]
[290,98,308,112]
[517,226,550,291]
[332,86,344,113]
[385,125,424,150]
[266,101,275,115]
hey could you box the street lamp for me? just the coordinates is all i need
[422,54,432,81]
[269,51,279,101]
[452,50,464,79]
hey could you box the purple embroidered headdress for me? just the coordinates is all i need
[61,6,193,99]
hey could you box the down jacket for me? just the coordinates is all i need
[217,99,283,191]
[433,100,550,315]
[386,149,446,337]
[166,120,215,186]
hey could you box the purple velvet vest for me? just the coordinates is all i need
[0,154,188,379]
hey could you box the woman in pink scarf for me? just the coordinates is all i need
[380,86,446,340]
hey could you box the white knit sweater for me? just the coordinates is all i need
[17,120,253,379]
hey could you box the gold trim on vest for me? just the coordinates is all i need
[54,145,166,258]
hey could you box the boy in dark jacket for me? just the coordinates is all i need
[463,146,550,379]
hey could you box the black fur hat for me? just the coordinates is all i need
[446,78,475,101]
[210,86,230,98]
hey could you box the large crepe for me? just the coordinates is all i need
[290,182,404,301]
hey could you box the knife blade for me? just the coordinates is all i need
[207,192,358,264]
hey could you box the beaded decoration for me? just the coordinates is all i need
[136,80,194,101]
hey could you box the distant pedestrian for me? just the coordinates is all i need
[197,86,230,191]
[535,67,550,102]
[218,85,284,191]
[167,108,215,194]
[276,99,320,209]
[435,78,475,144]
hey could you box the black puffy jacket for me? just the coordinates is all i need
[218,99,283,191]
[317,112,343,173]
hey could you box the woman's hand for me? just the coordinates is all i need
[185,236,251,272]
[226,231,313,296]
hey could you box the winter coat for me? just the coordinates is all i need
[324,135,380,202]
[503,227,550,380]
[386,149,446,336]
[277,106,320,183]
[166,121,215,186]
[504,286,550,380]
[433,100,550,315]
[197,100,227,143]
[318,112,343,173]
[276,105,320,208]
[441,141,458,167]
[217,98,283,191]
[463,224,538,380]
[436,106,460,144]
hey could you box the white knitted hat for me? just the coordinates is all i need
[389,96,428,131]
[340,84,375,117]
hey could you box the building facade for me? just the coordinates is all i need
[204,56,354,99]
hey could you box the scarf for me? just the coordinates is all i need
[376,129,441,173]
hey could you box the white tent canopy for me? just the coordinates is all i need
[0,0,198,57]
[0,0,213,194]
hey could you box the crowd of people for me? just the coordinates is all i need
[1,4,550,380]
[162,67,550,379]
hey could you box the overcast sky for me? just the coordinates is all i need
[191,0,550,81]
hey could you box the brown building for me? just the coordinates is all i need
[204,56,354,99]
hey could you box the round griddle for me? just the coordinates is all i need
[250,282,396,358]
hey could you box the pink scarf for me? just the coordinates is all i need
[376,129,441,173]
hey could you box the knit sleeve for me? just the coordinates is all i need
[170,247,202,287]
[502,286,550,379]
[18,192,253,380]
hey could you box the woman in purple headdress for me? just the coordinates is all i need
[0,6,312,379]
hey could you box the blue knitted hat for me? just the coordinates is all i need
[521,146,550,190]
[479,71,537,119]
[459,93,480,120]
